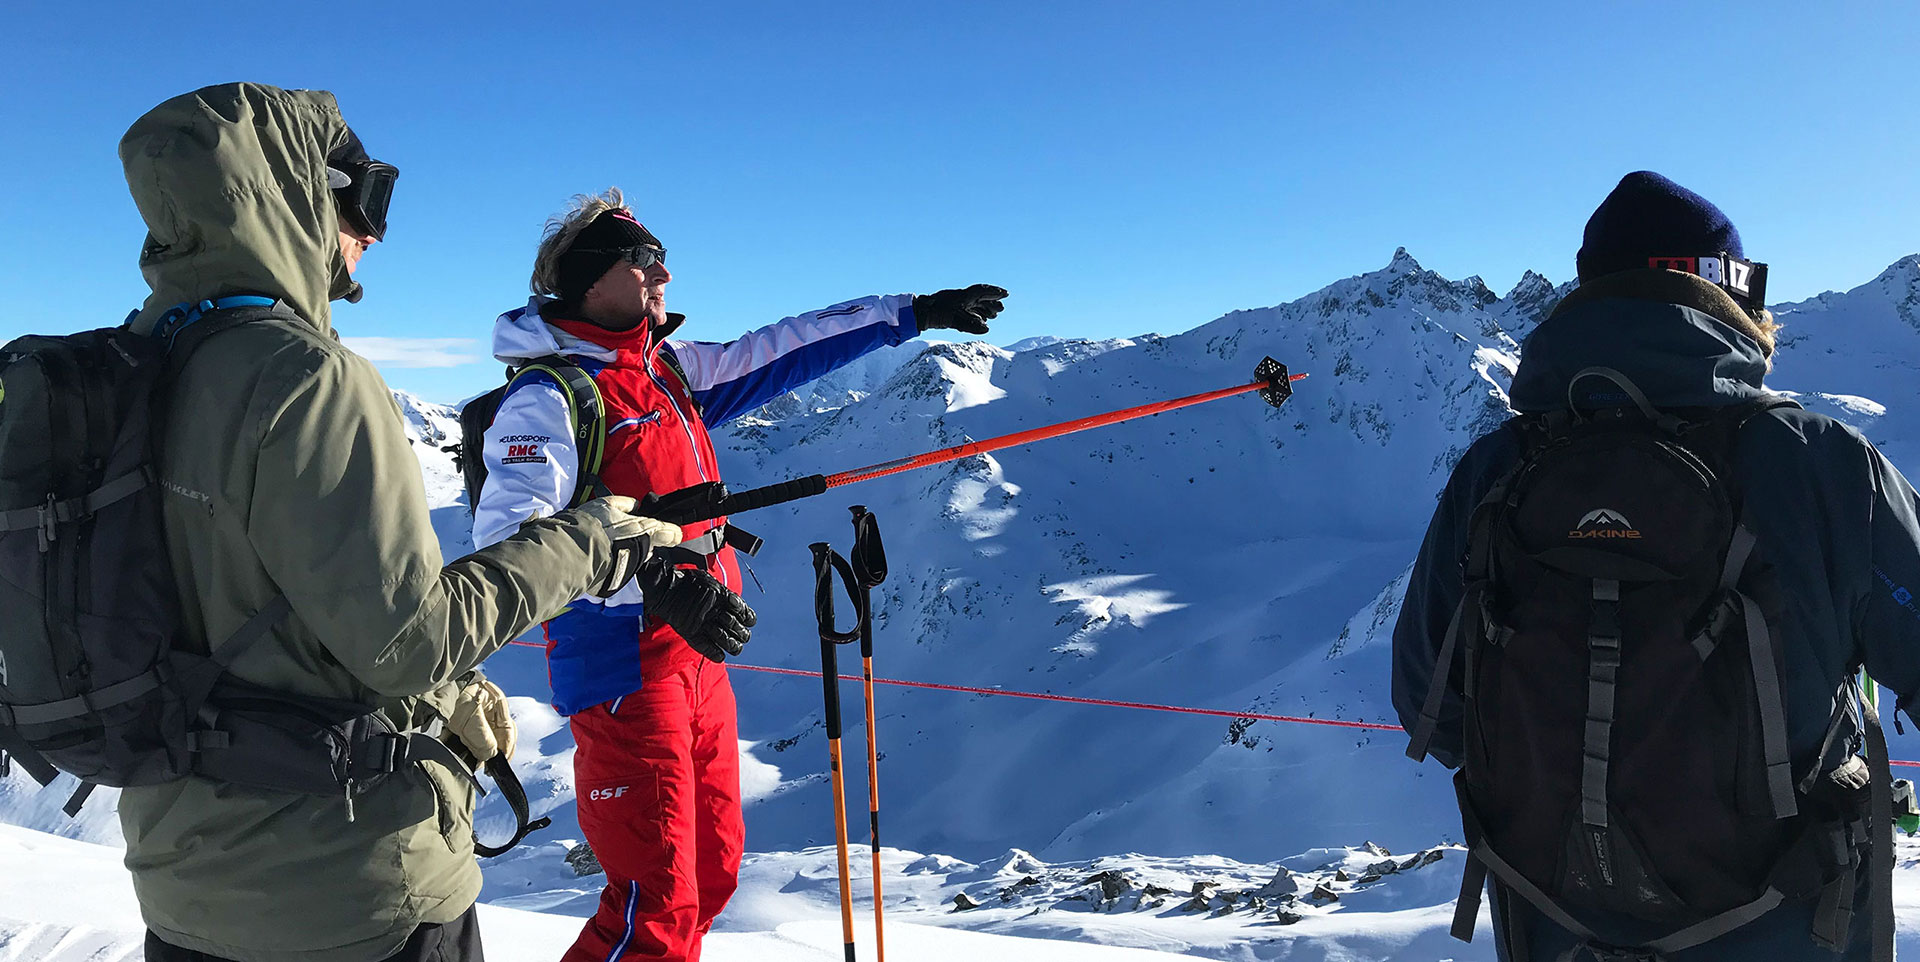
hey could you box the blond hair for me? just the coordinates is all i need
[531,187,632,297]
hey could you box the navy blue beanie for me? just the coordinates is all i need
[1576,171,1742,283]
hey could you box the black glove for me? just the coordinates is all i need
[637,558,757,662]
[912,284,1007,335]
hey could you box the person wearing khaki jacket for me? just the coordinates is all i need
[114,83,675,962]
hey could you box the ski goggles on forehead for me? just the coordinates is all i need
[1648,253,1768,309]
[574,245,667,270]
[326,160,399,241]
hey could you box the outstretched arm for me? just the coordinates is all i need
[666,294,920,425]
[251,351,613,697]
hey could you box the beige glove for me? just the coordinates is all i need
[446,675,517,764]
[572,496,683,597]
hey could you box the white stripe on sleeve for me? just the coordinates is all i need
[667,293,912,391]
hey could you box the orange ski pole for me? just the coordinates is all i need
[641,357,1304,527]
[813,543,864,962]
[849,507,890,962]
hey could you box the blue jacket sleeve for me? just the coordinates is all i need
[665,293,920,426]
[1391,426,1520,769]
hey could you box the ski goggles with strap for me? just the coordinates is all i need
[1648,253,1768,311]
[571,244,667,271]
[327,160,399,241]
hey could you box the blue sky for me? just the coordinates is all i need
[3,2,1914,403]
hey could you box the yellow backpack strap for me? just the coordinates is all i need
[508,357,608,509]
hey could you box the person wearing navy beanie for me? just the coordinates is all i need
[1393,169,1918,962]
[1573,170,1778,356]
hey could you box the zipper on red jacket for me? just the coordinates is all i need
[644,326,716,483]
[643,325,737,592]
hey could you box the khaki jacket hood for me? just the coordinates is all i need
[120,82,359,335]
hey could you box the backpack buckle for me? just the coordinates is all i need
[36,495,57,553]
[370,730,407,774]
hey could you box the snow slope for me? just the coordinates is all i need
[16,822,1920,962]
[0,824,1196,962]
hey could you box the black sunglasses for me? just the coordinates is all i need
[328,160,399,241]
[573,245,667,271]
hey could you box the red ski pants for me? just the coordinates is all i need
[562,661,743,962]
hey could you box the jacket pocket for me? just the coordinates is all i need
[422,749,478,854]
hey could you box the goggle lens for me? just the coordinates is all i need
[575,245,667,270]
[333,161,398,241]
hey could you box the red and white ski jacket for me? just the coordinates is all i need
[473,294,919,713]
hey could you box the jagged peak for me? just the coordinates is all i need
[1386,247,1422,273]
[1505,270,1556,301]
[1871,253,1920,288]
[1460,275,1496,302]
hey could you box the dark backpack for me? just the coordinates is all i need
[1406,368,1895,962]
[451,346,712,515]
[0,300,547,852]
[0,300,295,809]
[453,357,609,514]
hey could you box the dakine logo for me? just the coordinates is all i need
[1570,508,1642,540]
[588,786,630,801]
[499,434,550,465]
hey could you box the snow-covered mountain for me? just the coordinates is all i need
[455,248,1920,867]
[10,250,1920,960]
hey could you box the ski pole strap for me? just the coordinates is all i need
[849,506,887,589]
[849,506,887,659]
[812,543,862,647]
[473,754,553,859]
[813,543,862,739]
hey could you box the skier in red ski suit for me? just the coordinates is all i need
[473,190,1005,962]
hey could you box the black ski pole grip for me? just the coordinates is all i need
[720,474,829,518]
[640,481,730,525]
